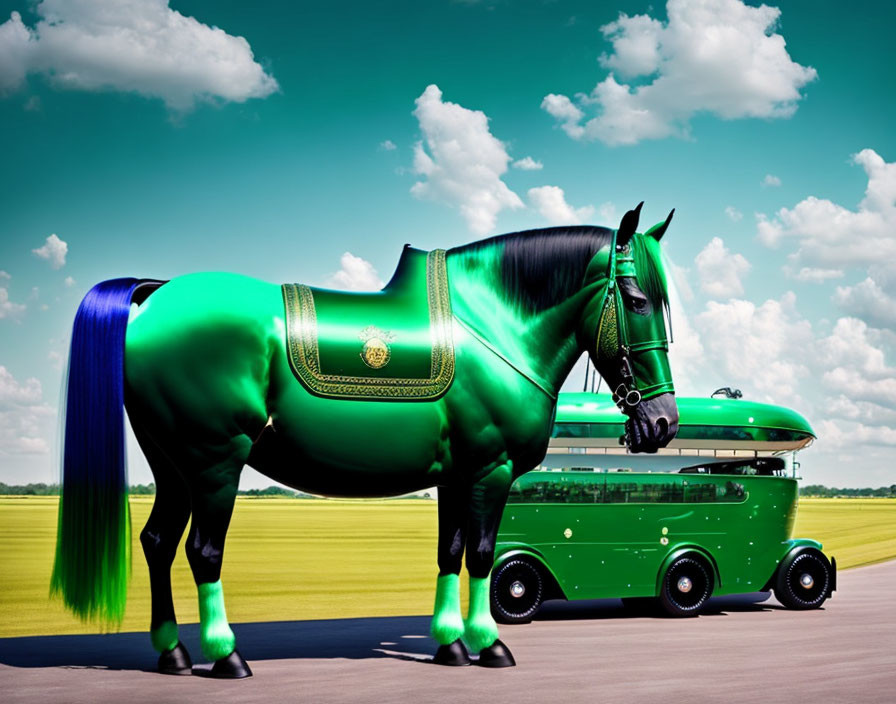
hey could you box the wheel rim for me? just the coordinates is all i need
[494,561,542,619]
[664,558,710,612]
[785,553,828,606]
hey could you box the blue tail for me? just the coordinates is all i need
[51,278,140,624]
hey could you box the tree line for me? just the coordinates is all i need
[799,484,896,498]
[0,482,309,497]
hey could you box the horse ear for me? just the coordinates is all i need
[616,201,643,248]
[645,209,675,241]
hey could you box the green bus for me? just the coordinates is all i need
[490,393,836,622]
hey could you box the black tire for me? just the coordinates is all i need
[774,549,832,610]
[490,558,545,624]
[659,555,713,617]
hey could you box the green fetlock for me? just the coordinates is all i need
[430,573,464,646]
[150,620,179,654]
[464,575,498,653]
[197,580,236,661]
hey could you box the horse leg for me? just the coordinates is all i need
[465,460,516,667]
[182,436,253,679]
[133,425,193,674]
[431,481,470,666]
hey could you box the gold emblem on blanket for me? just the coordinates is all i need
[359,326,395,369]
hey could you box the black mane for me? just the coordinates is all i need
[449,226,614,313]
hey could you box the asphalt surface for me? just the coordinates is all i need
[2,560,894,704]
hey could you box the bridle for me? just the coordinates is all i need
[593,229,672,412]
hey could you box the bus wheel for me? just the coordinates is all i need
[490,558,545,624]
[659,556,713,617]
[774,549,832,610]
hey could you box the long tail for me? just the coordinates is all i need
[50,277,141,625]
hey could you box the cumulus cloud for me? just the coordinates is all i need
[325,252,384,292]
[528,186,595,225]
[0,365,52,455]
[694,237,750,298]
[757,149,896,268]
[724,206,743,222]
[833,278,896,328]
[541,0,816,146]
[379,140,397,151]
[0,287,26,319]
[693,292,811,402]
[762,174,782,188]
[0,1,278,110]
[411,84,523,234]
[32,233,67,269]
[788,267,844,283]
[512,156,543,171]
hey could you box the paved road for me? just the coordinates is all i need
[2,560,894,704]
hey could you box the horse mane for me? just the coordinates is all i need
[448,226,668,314]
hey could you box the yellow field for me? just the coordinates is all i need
[0,496,893,638]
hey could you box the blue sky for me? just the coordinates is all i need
[1,0,894,488]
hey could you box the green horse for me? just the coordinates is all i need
[51,203,678,676]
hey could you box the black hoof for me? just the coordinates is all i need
[210,649,253,679]
[477,639,516,668]
[157,641,192,676]
[432,639,471,666]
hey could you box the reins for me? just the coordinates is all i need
[596,229,671,412]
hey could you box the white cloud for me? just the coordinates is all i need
[694,237,750,298]
[411,84,523,235]
[528,186,594,225]
[789,267,844,283]
[757,149,896,268]
[0,1,278,110]
[542,0,816,146]
[32,233,67,269]
[724,206,743,222]
[325,252,383,292]
[0,366,52,455]
[379,140,397,151]
[64,276,76,287]
[762,173,782,188]
[512,156,543,171]
[541,93,585,139]
[833,277,896,327]
[694,292,811,403]
[0,273,26,319]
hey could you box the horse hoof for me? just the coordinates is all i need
[432,639,471,666]
[157,641,192,675]
[210,649,253,679]
[477,639,516,668]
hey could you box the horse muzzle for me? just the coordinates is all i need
[623,392,679,453]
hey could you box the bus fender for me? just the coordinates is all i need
[493,547,567,600]
[763,540,834,595]
[655,546,722,595]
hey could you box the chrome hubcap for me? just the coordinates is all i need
[799,573,814,589]
[509,580,525,598]
[677,576,693,593]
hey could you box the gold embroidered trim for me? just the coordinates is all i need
[282,249,455,400]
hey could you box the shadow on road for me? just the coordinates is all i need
[0,593,777,671]
[535,591,776,621]
[0,615,434,671]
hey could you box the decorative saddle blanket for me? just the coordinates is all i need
[281,247,455,401]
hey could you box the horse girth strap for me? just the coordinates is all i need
[281,248,455,401]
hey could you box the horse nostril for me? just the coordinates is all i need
[654,417,669,439]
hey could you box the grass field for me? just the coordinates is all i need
[1,496,894,639]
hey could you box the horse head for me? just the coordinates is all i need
[578,202,679,453]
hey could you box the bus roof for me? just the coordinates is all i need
[551,393,815,453]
